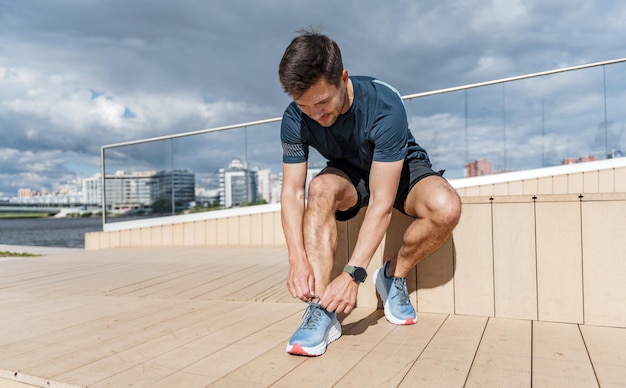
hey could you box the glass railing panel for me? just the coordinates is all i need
[172,127,247,213]
[406,92,467,179]
[100,58,626,228]
[103,139,172,223]
[498,77,546,171]
[605,62,626,158]
[541,67,607,165]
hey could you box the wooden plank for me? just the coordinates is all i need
[271,309,398,387]
[399,315,487,387]
[183,222,194,246]
[192,220,205,246]
[598,168,614,193]
[57,302,302,387]
[205,219,217,245]
[335,313,447,387]
[416,236,455,314]
[259,212,273,245]
[580,324,626,388]
[119,228,132,247]
[523,178,538,195]
[493,182,508,196]
[227,216,240,245]
[532,321,598,387]
[537,176,553,195]
[478,184,494,196]
[615,166,626,192]
[239,215,251,245]
[535,201,583,323]
[583,170,599,193]
[140,226,152,246]
[273,211,286,245]
[553,174,568,194]
[492,201,537,320]
[581,200,626,327]
[249,213,264,245]
[161,224,173,246]
[465,318,531,387]
[18,300,236,383]
[172,223,184,246]
[568,172,583,194]
[508,180,523,195]
[150,226,162,246]
[127,303,302,387]
[180,308,373,387]
[453,202,495,316]
[216,218,228,245]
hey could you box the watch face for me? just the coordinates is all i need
[353,267,368,282]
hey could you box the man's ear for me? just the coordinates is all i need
[341,69,349,84]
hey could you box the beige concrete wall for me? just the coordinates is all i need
[85,211,286,250]
[373,193,626,328]
[84,163,626,327]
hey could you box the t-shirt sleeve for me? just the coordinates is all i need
[371,93,409,163]
[280,104,309,164]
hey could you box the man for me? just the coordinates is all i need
[278,29,461,356]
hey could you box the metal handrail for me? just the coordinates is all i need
[101,57,626,151]
[402,57,626,99]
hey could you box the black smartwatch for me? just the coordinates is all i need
[343,264,368,283]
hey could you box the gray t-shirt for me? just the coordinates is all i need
[281,76,429,172]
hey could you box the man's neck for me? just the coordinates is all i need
[341,78,354,114]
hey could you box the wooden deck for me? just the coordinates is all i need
[1,247,624,387]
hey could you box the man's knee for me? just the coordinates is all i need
[433,189,461,229]
[306,175,337,208]
[307,173,357,212]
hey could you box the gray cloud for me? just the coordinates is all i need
[1,0,626,196]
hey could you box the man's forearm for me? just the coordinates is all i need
[347,201,394,269]
[281,194,307,264]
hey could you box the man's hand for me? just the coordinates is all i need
[287,261,315,302]
[319,272,359,314]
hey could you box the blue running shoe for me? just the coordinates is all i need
[373,261,417,325]
[286,301,342,356]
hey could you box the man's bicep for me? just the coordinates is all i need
[282,162,308,197]
[369,160,403,204]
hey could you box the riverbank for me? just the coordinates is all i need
[0,213,50,219]
[0,244,82,256]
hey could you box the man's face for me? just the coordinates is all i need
[293,72,349,128]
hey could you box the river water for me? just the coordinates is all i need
[0,217,103,248]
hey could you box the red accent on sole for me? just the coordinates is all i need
[288,344,310,356]
[404,318,416,325]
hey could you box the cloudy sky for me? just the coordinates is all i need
[1,0,625,197]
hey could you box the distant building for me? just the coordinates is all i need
[608,150,624,159]
[18,188,35,198]
[219,159,258,208]
[101,169,195,213]
[82,174,103,205]
[465,159,495,177]
[153,170,196,210]
[562,155,597,165]
[256,168,273,203]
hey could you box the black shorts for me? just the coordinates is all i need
[324,159,444,221]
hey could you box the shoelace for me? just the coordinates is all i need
[301,300,324,330]
[391,277,411,306]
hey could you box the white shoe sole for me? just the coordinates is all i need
[373,266,416,325]
[286,318,342,356]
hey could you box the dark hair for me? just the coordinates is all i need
[278,28,344,98]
